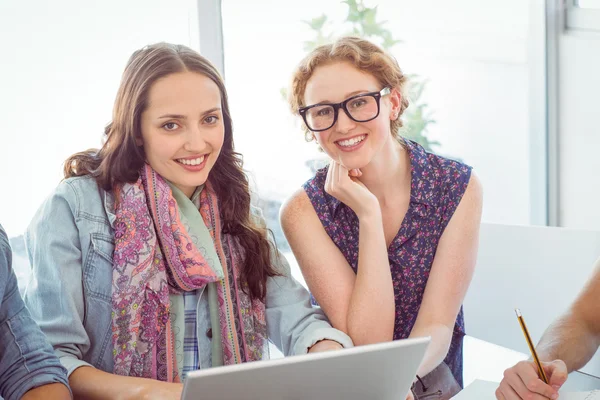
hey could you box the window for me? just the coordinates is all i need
[0,0,199,292]
[567,0,600,30]
[577,0,600,9]
[222,0,544,247]
[1,0,551,292]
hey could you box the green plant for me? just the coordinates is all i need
[300,0,439,151]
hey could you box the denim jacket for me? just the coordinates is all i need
[23,175,352,377]
[0,225,69,400]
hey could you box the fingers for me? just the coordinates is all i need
[329,161,352,187]
[505,372,550,399]
[333,161,342,185]
[349,168,362,178]
[498,361,559,400]
[323,160,376,217]
[325,160,361,185]
[501,367,531,397]
[545,360,568,390]
[517,360,559,399]
[338,164,362,187]
[496,380,522,400]
[325,161,348,197]
[325,160,335,195]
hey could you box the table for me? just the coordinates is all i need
[462,336,600,392]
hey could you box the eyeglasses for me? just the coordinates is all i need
[298,87,391,132]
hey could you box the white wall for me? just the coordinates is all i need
[465,223,600,377]
[559,31,600,228]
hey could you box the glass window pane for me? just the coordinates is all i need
[0,0,197,292]
[221,0,540,315]
[222,0,349,256]
[577,0,600,9]
[222,0,536,233]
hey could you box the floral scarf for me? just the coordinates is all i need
[111,163,268,381]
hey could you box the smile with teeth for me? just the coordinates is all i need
[176,155,205,166]
[336,135,366,147]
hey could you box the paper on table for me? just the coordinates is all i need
[451,380,600,400]
[451,380,497,399]
[559,390,600,400]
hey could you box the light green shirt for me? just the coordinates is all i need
[168,183,224,378]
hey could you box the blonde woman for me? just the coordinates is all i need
[281,36,483,399]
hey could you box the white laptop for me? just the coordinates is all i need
[182,336,430,400]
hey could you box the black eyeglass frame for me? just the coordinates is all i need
[298,87,391,132]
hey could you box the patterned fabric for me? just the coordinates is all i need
[182,290,200,377]
[166,289,203,380]
[168,293,185,376]
[111,163,268,382]
[172,185,216,378]
[303,140,472,387]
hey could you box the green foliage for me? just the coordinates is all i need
[400,75,439,149]
[301,0,439,151]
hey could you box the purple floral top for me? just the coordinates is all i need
[303,140,472,386]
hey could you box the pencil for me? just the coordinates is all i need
[515,308,548,384]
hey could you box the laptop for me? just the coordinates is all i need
[181,336,430,400]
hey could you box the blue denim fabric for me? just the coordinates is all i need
[0,225,69,400]
[23,176,352,377]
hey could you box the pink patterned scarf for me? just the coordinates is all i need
[111,164,268,381]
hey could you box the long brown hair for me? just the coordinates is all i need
[65,43,278,301]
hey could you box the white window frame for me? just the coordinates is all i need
[196,0,225,75]
[566,0,600,31]
[529,0,553,226]
[544,0,565,226]
[202,0,558,227]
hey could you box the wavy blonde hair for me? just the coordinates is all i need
[288,36,409,142]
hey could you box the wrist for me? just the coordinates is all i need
[126,383,147,400]
[126,378,159,400]
[356,204,382,222]
[308,339,343,353]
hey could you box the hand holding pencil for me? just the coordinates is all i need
[515,308,549,383]
[495,309,568,400]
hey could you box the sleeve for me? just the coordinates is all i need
[0,225,71,400]
[248,205,353,355]
[265,250,354,356]
[23,182,95,376]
